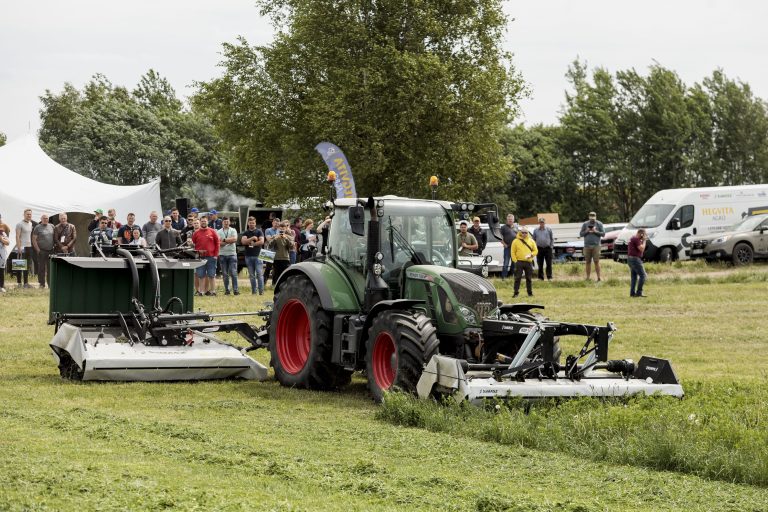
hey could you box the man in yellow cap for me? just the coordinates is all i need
[511,226,538,298]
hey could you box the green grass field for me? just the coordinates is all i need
[1,261,767,511]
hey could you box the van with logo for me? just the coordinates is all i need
[612,185,768,262]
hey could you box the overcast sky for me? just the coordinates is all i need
[2,0,767,141]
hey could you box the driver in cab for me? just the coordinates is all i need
[457,220,478,257]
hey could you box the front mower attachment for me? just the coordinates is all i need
[417,319,683,403]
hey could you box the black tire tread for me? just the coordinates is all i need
[366,310,440,402]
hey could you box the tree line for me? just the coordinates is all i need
[31,1,768,222]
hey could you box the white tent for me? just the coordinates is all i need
[0,135,161,229]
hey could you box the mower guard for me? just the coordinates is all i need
[417,355,684,404]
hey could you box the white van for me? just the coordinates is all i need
[613,185,768,262]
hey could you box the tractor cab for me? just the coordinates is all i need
[327,197,457,299]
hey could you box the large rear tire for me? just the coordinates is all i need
[269,275,350,390]
[732,243,753,266]
[365,310,439,402]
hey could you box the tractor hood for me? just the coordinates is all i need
[404,265,498,326]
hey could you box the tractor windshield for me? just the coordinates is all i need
[379,200,456,271]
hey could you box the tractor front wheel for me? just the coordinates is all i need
[365,310,439,402]
[269,275,350,390]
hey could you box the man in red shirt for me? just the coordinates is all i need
[627,228,648,298]
[192,216,220,296]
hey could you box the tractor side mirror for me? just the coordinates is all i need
[349,206,365,236]
[669,218,681,230]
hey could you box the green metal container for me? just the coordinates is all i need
[49,256,202,324]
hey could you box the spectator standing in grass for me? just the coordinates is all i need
[0,213,10,235]
[53,212,77,255]
[14,208,34,288]
[579,211,605,282]
[264,217,281,283]
[532,217,554,281]
[106,208,122,231]
[87,209,103,232]
[457,220,478,257]
[117,213,138,244]
[129,227,147,247]
[170,207,186,231]
[217,217,239,295]
[0,228,9,292]
[500,214,519,279]
[192,216,220,296]
[32,214,55,287]
[269,220,294,284]
[511,226,538,298]
[156,216,182,250]
[290,217,302,264]
[142,211,162,247]
[241,216,264,295]
[468,217,486,255]
[181,213,197,243]
[208,210,223,231]
[300,219,318,261]
[628,228,648,298]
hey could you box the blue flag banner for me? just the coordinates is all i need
[315,142,357,199]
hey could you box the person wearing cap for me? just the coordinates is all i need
[457,220,479,257]
[32,214,55,287]
[500,214,519,279]
[468,217,486,255]
[208,209,223,231]
[580,211,605,282]
[532,217,554,281]
[87,209,104,232]
[263,217,281,283]
[511,226,538,298]
[156,216,183,250]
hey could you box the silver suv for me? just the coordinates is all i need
[689,214,768,265]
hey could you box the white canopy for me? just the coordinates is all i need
[0,135,161,228]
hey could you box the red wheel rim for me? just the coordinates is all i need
[372,332,397,390]
[276,299,311,374]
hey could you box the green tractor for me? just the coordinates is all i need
[269,195,530,400]
[268,196,684,402]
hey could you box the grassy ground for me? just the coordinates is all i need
[1,261,767,511]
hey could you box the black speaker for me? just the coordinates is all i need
[175,198,190,218]
[633,356,680,385]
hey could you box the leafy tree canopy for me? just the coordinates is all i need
[39,71,228,206]
[195,0,526,205]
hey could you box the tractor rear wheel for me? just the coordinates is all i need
[269,275,350,390]
[365,310,439,402]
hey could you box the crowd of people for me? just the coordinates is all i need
[0,206,328,296]
[2,206,646,298]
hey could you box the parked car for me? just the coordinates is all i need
[689,213,768,265]
[554,223,626,262]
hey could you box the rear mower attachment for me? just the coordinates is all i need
[48,247,269,381]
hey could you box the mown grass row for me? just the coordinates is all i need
[378,381,768,487]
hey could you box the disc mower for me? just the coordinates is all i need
[49,246,268,381]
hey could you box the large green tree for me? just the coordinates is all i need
[39,72,228,206]
[195,0,525,205]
